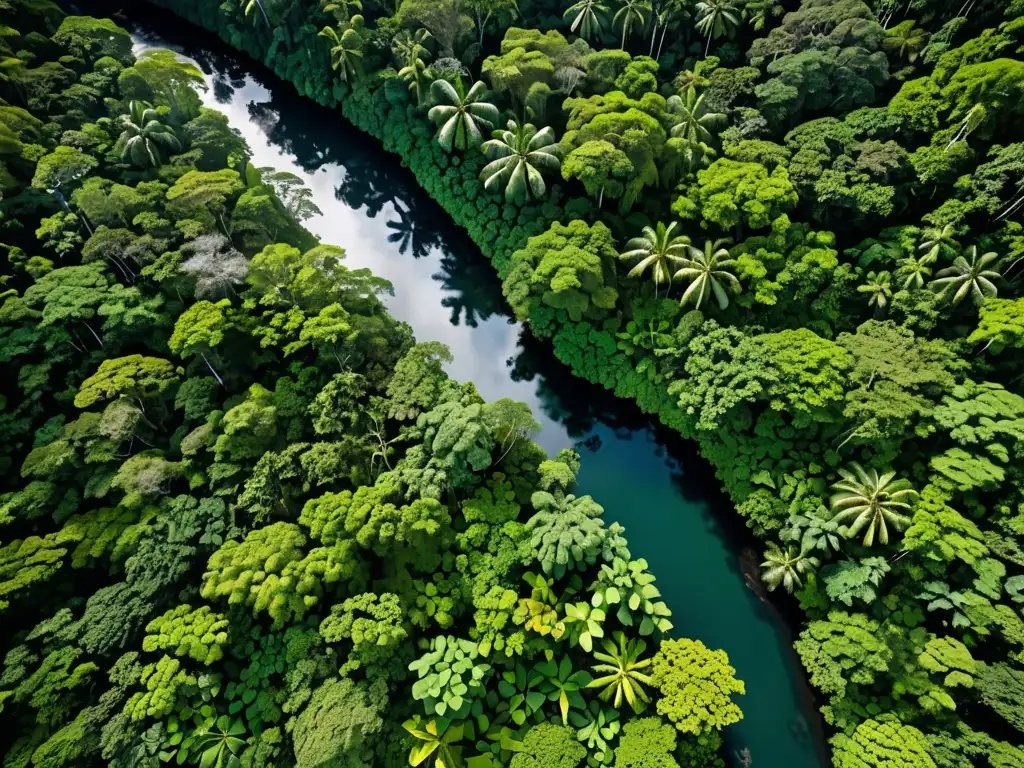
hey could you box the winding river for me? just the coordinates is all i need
[113,8,828,764]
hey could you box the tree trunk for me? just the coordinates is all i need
[657,24,669,59]
[649,17,658,56]
[705,28,713,57]
[201,352,225,387]
[82,321,104,348]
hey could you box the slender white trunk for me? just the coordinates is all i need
[201,352,225,386]
[82,321,104,348]
[657,23,669,59]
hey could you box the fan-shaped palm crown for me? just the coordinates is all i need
[667,86,726,146]
[896,252,936,291]
[587,631,653,713]
[613,0,649,49]
[929,245,1004,307]
[673,238,739,310]
[564,0,609,40]
[695,0,741,55]
[118,101,182,168]
[829,463,918,547]
[761,543,819,594]
[428,79,499,153]
[918,223,959,262]
[858,270,893,315]
[480,120,561,201]
[619,222,691,294]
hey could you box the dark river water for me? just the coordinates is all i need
[106,6,828,763]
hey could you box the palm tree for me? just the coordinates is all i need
[399,44,432,106]
[613,0,650,49]
[117,101,182,168]
[480,120,561,201]
[392,27,432,66]
[564,0,609,41]
[427,79,499,153]
[667,85,726,169]
[695,0,741,56]
[929,245,1004,307]
[896,252,936,290]
[673,238,740,310]
[318,24,364,83]
[883,20,929,63]
[587,631,653,714]
[918,223,959,262]
[761,543,819,594]
[829,463,918,547]
[668,86,726,144]
[858,270,893,316]
[619,222,691,296]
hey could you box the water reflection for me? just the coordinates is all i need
[117,12,827,765]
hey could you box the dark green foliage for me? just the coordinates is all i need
[7,0,1024,766]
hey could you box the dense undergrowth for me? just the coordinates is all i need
[0,2,750,768]
[5,0,1024,766]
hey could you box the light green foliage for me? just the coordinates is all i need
[830,718,935,768]
[122,655,194,722]
[902,484,988,571]
[0,535,68,612]
[141,605,229,665]
[291,677,383,768]
[969,297,1024,353]
[200,523,340,628]
[757,329,851,419]
[385,341,455,421]
[794,611,891,701]
[556,601,606,652]
[525,489,608,579]
[504,220,620,333]
[590,557,673,635]
[650,638,744,736]
[822,558,889,607]
[408,635,491,718]
[412,400,495,489]
[673,158,798,232]
[74,355,178,409]
[513,571,559,636]
[318,593,407,675]
[213,384,277,463]
[613,716,679,768]
[510,723,585,768]
[53,15,132,63]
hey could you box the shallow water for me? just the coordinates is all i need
[117,10,828,764]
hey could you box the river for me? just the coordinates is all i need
[109,7,828,764]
